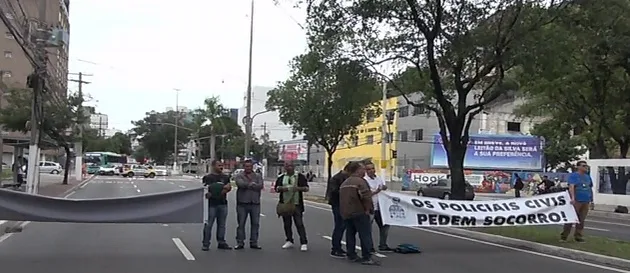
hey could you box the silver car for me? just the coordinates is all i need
[39,161,63,174]
[153,165,170,176]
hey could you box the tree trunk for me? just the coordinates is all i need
[62,144,71,185]
[326,153,334,184]
[448,143,467,200]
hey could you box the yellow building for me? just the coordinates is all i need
[327,97,398,177]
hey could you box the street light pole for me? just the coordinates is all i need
[173,88,180,172]
[244,0,255,158]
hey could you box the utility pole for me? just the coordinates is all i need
[173,88,180,172]
[262,122,267,136]
[380,81,388,182]
[209,124,216,160]
[243,0,255,159]
[69,72,92,182]
[0,71,4,176]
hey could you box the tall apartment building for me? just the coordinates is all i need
[0,0,71,164]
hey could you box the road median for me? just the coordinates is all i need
[301,194,630,270]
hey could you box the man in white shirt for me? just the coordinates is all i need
[363,162,394,252]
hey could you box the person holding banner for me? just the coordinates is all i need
[561,160,593,242]
[363,162,394,253]
[201,160,233,251]
[339,162,380,266]
[275,161,309,251]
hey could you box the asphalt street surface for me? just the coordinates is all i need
[0,176,627,273]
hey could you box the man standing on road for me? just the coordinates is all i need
[275,161,309,251]
[340,162,380,266]
[201,160,232,251]
[234,159,264,249]
[363,162,394,253]
[561,160,593,243]
[326,162,352,258]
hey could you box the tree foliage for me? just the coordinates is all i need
[0,88,86,184]
[529,120,586,172]
[295,0,566,199]
[266,49,380,180]
[83,130,132,155]
[131,111,194,164]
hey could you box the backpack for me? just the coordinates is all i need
[394,243,422,254]
[514,179,524,190]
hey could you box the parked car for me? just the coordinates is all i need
[417,179,475,200]
[98,164,117,175]
[153,165,170,176]
[121,164,156,178]
[39,161,63,174]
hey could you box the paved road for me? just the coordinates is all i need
[303,181,630,242]
[0,177,627,273]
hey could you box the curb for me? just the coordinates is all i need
[0,175,96,235]
[440,227,630,270]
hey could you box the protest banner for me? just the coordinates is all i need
[377,191,579,227]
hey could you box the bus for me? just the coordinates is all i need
[84,152,127,174]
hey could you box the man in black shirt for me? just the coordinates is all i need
[202,160,232,251]
[326,162,352,258]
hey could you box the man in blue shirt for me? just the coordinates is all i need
[561,160,593,242]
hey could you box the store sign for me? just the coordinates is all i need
[411,172,447,185]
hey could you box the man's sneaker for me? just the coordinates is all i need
[235,245,245,250]
[250,244,262,249]
[575,237,585,243]
[201,245,210,251]
[378,246,395,252]
[346,255,361,262]
[300,244,308,252]
[330,250,346,258]
[217,243,232,250]
[559,237,568,243]
[360,258,381,266]
[370,248,377,253]
[282,241,294,249]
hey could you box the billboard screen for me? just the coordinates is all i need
[278,141,308,162]
[430,134,544,171]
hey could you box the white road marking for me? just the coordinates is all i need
[303,200,630,273]
[172,238,195,261]
[136,188,141,193]
[79,182,88,189]
[322,235,387,258]
[162,224,169,227]
[133,184,138,188]
[260,213,266,217]
[0,220,6,226]
[178,185,186,189]
[585,227,610,232]
[64,191,76,198]
[170,182,175,185]
[590,219,630,228]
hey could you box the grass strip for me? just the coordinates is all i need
[303,194,630,260]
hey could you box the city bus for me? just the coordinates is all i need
[84,152,127,174]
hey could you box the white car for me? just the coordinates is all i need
[98,165,117,175]
[153,166,170,176]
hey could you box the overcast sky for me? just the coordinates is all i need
[67,0,307,132]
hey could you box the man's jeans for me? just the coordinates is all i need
[373,210,390,248]
[282,206,308,244]
[236,203,261,246]
[331,204,346,251]
[345,213,373,259]
[202,204,228,246]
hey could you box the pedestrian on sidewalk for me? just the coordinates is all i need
[201,160,233,251]
[513,173,524,197]
[275,161,309,251]
[326,162,352,258]
[561,160,593,242]
[340,161,380,266]
[363,162,394,253]
[234,159,264,249]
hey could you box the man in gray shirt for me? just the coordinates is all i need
[234,159,264,249]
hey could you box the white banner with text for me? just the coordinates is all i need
[377,191,579,227]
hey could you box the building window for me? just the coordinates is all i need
[386,132,394,143]
[2,71,11,78]
[412,129,424,141]
[398,106,409,117]
[398,131,408,142]
[366,111,375,123]
[351,136,358,147]
[412,104,427,115]
[5,32,14,39]
[366,135,374,145]
[507,122,521,132]
[3,51,12,58]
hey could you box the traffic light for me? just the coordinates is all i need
[391,150,398,159]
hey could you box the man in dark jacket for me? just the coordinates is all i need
[275,161,309,251]
[326,163,352,258]
[201,160,232,251]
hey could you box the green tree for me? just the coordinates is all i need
[0,88,86,184]
[528,120,586,171]
[516,0,630,194]
[131,111,194,164]
[266,50,380,180]
[300,0,566,199]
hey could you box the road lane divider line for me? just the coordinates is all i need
[79,182,88,189]
[260,213,266,217]
[172,238,195,261]
[178,185,186,189]
[322,235,387,258]
[303,200,630,273]
[589,219,630,228]
[585,227,610,232]
[136,189,141,193]
[64,191,76,198]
